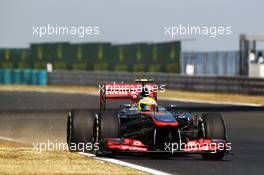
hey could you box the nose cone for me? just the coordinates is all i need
[153,113,179,127]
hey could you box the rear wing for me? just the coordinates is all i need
[99,80,157,112]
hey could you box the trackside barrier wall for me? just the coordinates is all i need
[48,71,264,95]
[0,69,47,86]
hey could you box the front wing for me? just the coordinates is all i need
[102,138,232,155]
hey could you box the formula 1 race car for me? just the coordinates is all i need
[67,79,232,160]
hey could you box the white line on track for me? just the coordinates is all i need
[159,97,263,107]
[0,136,27,143]
[80,152,174,175]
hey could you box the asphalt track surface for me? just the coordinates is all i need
[1,91,264,175]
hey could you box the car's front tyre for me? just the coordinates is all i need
[95,111,120,157]
[198,113,226,160]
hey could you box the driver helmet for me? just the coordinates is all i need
[137,97,157,111]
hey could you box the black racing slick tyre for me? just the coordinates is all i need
[67,109,95,152]
[198,113,226,160]
[95,111,120,157]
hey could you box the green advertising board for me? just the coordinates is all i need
[30,43,47,69]
[71,44,87,70]
[94,43,112,71]
[0,48,30,69]
[111,44,127,72]
[78,42,112,71]
[0,49,14,68]
[0,40,181,73]
[18,49,30,69]
[51,42,71,70]
[30,42,71,70]
[155,41,181,73]
[111,43,147,72]
[146,44,161,72]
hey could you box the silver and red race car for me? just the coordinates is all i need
[67,79,232,160]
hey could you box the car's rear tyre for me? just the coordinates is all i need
[198,113,226,160]
[67,109,95,152]
[95,111,120,157]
